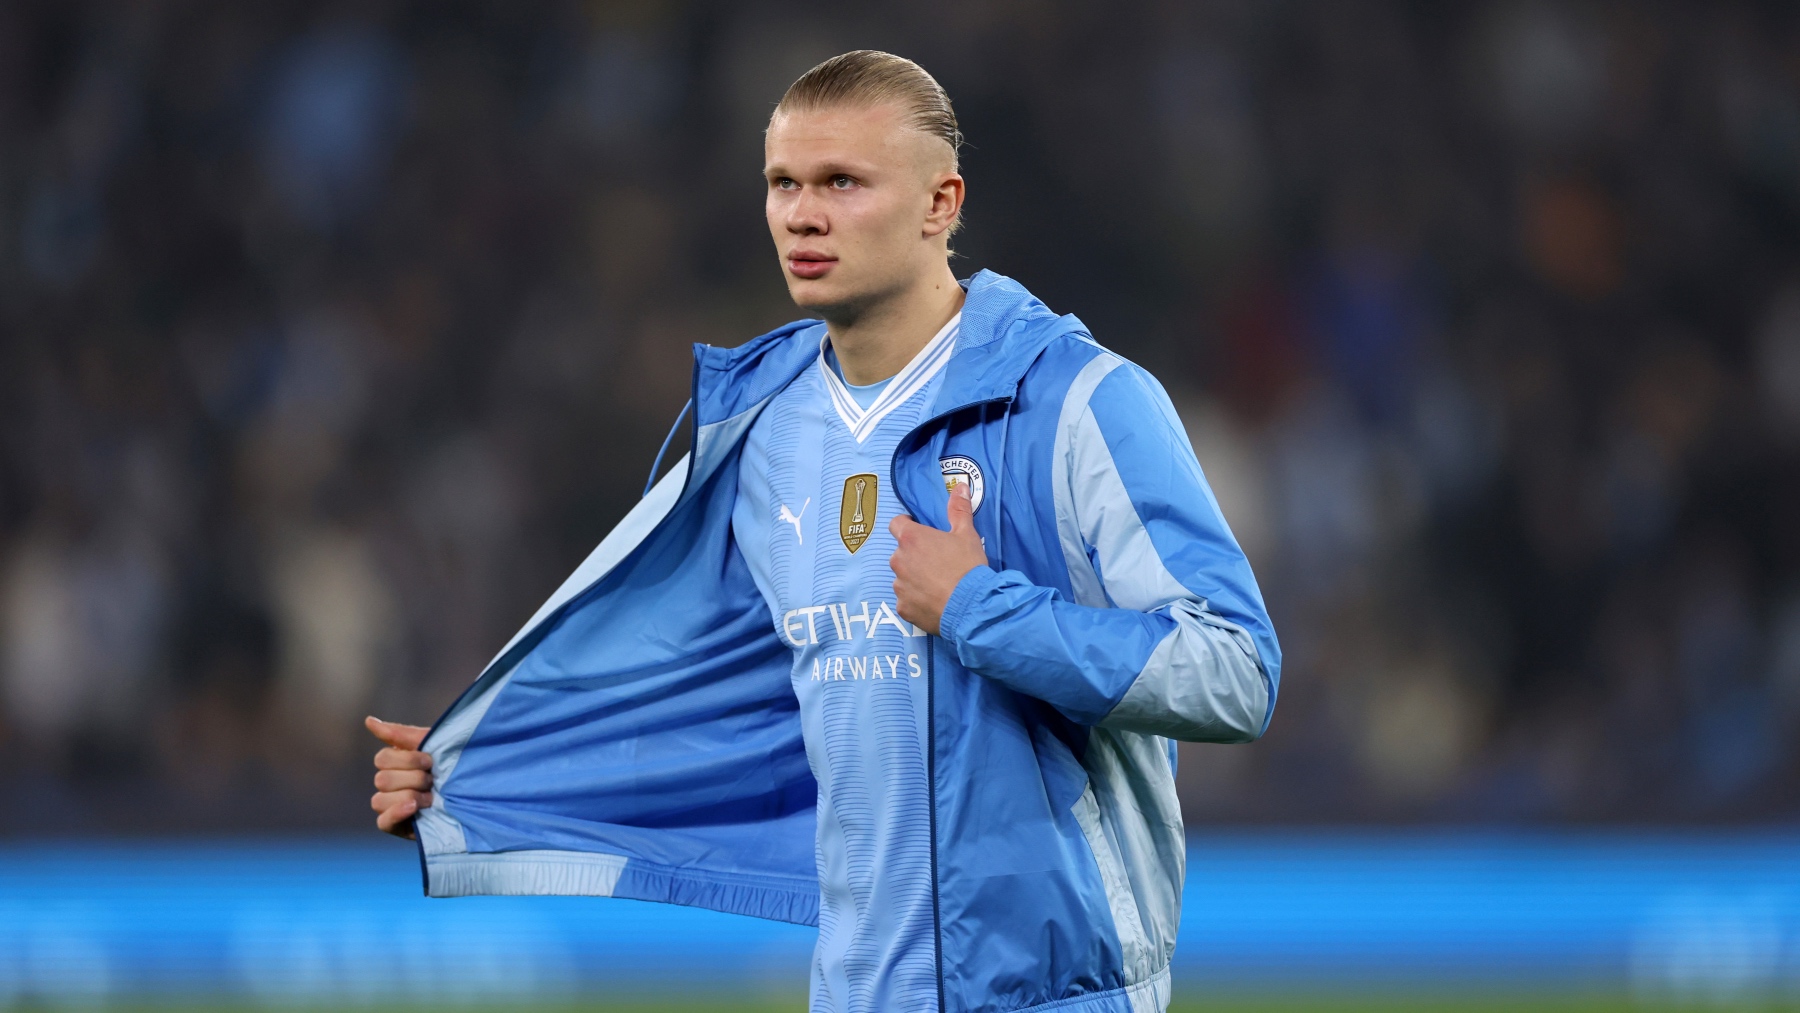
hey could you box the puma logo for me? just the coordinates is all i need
[778,498,810,544]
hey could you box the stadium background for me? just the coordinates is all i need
[2,0,1799,1008]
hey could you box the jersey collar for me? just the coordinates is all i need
[818,312,960,443]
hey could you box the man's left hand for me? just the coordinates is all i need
[890,485,989,636]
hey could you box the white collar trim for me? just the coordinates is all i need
[818,312,960,442]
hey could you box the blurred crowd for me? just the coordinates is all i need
[2,0,1798,832]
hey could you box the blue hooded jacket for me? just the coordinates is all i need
[414,271,1281,1013]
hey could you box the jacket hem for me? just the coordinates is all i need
[423,849,820,927]
[1001,965,1171,1013]
[613,858,820,926]
[425,849,628,898]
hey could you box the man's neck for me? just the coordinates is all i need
[825,264,965,386]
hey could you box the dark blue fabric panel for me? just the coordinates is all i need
[443,465,818,889]
[932,651,1124,1013]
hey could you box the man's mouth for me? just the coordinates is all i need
[787,251,837,280]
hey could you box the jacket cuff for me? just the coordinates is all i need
[939,565,1002,645]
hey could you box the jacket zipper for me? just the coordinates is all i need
[927,637,944,1013]
[891,394,1011,1013]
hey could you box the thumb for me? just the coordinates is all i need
[947,484,975,535]
[366,716,428,751]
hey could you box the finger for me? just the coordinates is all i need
[375,796,415,827]
[947,484,974,534]
[366,716,429,750]
[374,747,433,771]
[376,798,418,837]
[365,716,429,751]
[374,769,434,793]
[889,513,918,538]
[371,788,432,814]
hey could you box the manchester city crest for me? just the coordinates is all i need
[840,473,878,553]
[939,456,985,511]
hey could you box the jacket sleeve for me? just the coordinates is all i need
[936,355,1280,743]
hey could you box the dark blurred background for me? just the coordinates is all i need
[2,0,1798,835]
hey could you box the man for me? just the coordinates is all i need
[367,51,1278,1013]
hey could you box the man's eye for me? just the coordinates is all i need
[775,178,798,190]
[831,175,855,189]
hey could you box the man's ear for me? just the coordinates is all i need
[923,171,965,239]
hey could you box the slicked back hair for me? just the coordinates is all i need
[774,51,963,171]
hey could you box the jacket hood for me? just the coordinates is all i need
[690,269,1085,427]
[929,268,1083,414]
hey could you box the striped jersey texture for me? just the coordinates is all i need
[733,316,958,1012]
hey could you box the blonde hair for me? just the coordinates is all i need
[774,50,963,170]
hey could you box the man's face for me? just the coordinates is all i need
[764,101,956,319]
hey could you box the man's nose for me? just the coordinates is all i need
[786,187,827,234]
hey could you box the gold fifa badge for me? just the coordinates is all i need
[839,473,878,553]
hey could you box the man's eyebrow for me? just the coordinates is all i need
[764,160,877,178]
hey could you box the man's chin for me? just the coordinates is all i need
[786,278,861,319]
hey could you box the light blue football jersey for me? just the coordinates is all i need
[732,314,959,1013]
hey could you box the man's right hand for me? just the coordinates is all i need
[366,716,433,840]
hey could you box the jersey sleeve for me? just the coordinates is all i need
[936,356,1280,743]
